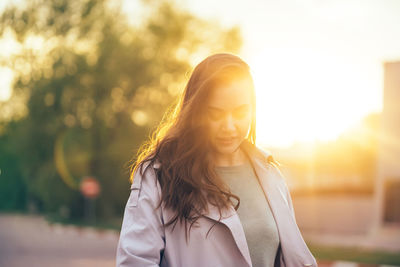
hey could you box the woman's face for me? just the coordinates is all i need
[205,77,254,158]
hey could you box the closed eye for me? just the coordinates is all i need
[207,105,251,120]
[233,105,250,119]
[208,108,224,120]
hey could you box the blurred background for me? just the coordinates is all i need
[0,0,399,266]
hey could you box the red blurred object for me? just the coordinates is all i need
[80,176,101,199]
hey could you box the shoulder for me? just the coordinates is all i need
[130,160,162,202]
[241,141,281,170]
[131,160,159,186]
[252,146,287,184]
[257,147,276,164]
[253,146,281,169]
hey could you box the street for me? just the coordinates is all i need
[0,214,119,267]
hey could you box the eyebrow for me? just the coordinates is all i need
[207,104,250,111]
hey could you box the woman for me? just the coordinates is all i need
[116,53,317,267]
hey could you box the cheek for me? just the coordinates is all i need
[238,120,251,136]
[207,121,220,137]
[238,115,252,135]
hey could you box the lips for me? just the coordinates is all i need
[216,137,237,145]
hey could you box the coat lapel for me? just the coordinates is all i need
[251,154,317,267]
[203,201,253,267]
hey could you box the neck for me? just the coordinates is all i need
[213,148,247,167]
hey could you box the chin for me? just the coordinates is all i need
[214,142,241,155]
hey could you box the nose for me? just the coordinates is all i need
[221,113,236,132]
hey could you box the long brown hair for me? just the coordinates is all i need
[130,53,257,238]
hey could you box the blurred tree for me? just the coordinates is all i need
[0,121,26,211]
[0,0,242,220]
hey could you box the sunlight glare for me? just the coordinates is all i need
[0,67,13,101]
[249,48,382,148]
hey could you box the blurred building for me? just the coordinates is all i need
[373,61,400,230]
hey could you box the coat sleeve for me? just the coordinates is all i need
[116,165,165,267]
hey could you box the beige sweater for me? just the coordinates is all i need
[215,159,280,267]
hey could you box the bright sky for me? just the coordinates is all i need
[2,0,400,147]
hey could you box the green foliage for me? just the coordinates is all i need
[0,0,242,219]
[309,243,400,265]
[0,122,26,211]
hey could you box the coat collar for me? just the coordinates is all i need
[203,144,316,267]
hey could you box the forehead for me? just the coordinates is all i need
[207,78,253,109]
